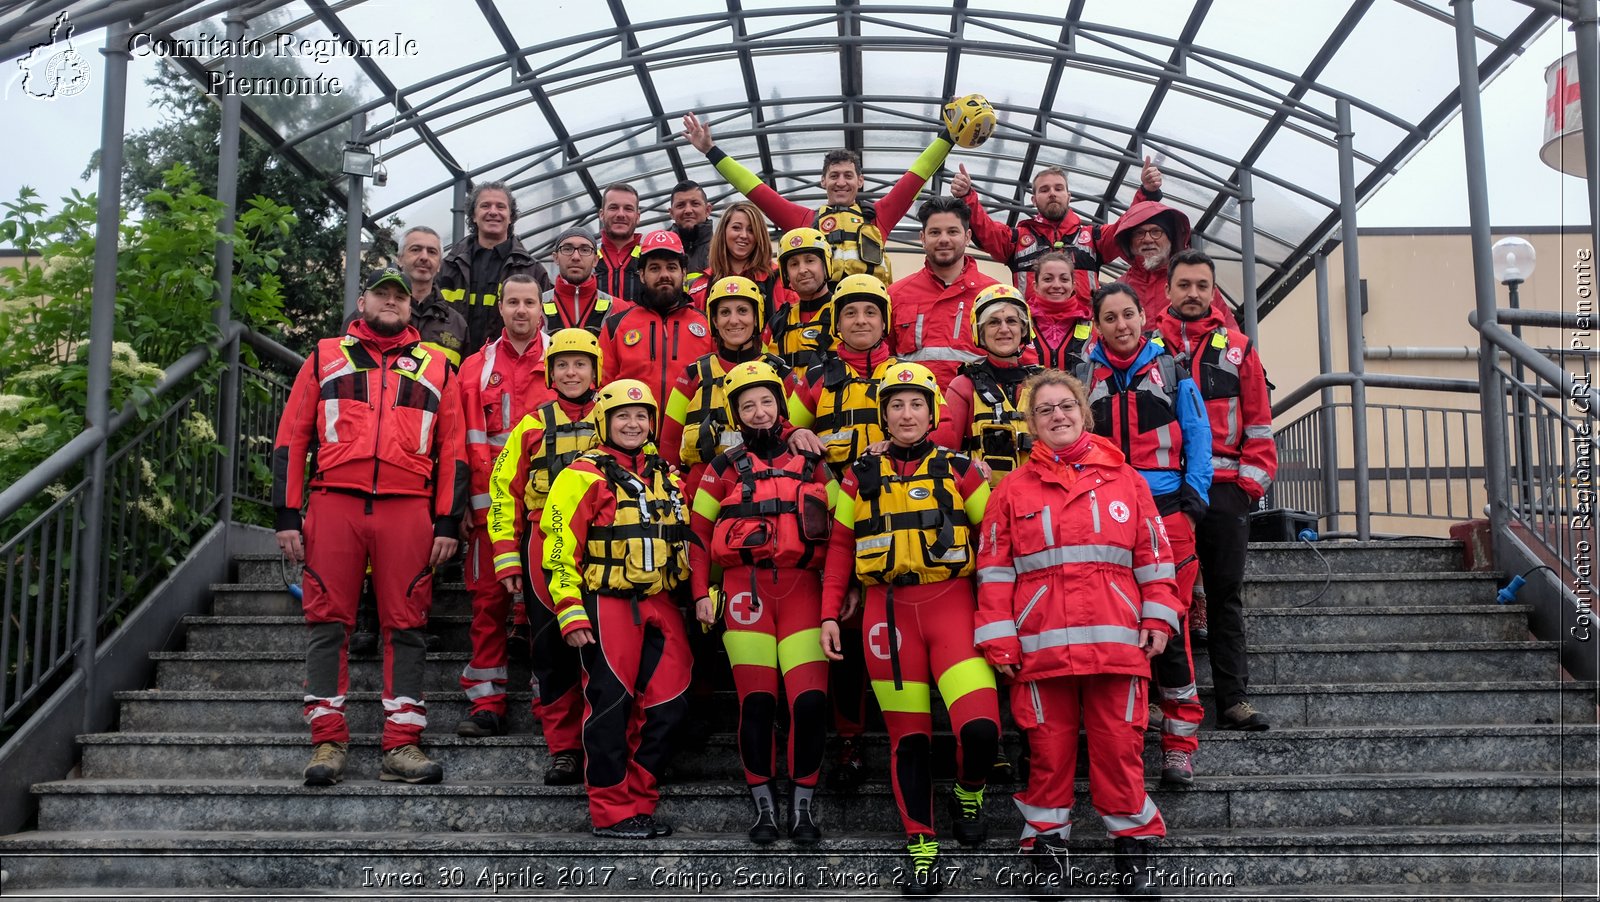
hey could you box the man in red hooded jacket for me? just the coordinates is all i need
[1152,249,1276,733]
[1105,199,1239,328]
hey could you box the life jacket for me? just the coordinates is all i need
[580,452,690,598]
[813,355,896,467]
[849,449,974,587]
[1183,327,1246,402]
[523,400,599,512]
[542,285,617,335]
[768,296,833,372]
[310,335,449,491]
[1007,220,1104,295]
[814,203,890,282]
[710,446,832,570]
[1087,347,1189,474]
[1030,321,1094,372]
[681,352,791,466]
[961,361,1042,482]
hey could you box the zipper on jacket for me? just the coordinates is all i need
[1090,489,1101,533]
[1029,681,1045,725]
[1118,386,1132,460]
[953,301,966,341]
[1110,580,1139,621]
[1124,677,1139,723]
[1016,585,1047,628]
[370,350,391,495]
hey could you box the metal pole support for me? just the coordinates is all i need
[343,111,367,322]
[1334,99,1371,540]
[213,12,246,524]
[452,179,469,247]
[1238,169,1260,343]
[1314,252,1340,533]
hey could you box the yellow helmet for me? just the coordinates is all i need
[971,283,1034,348]
[543,327,603,389]
[707,275,767,340]
[830,273,892,340]
[777,227,833,287]
[942,93,997,148]
[876,361,944,430]
[722,360,787,427]
[593,378,657,445]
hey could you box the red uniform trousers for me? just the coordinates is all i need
[520,521,583,755]
[1152,510,1203,754]
[579,591,692,828]
[720,565,829,787]
[1010,673,1166,844]
[862,579,1000,838]
[300,491,433,751]
[460,529,513,715]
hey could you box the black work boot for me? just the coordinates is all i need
[1112,836,1161,899]
[788,783,822,846]
[748,782,780,844]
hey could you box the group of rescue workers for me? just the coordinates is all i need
[270,95,1277,900]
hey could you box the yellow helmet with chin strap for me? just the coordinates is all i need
[971,283,1034,348]
[943,93,997,148]
[543,327,603,389]
[876,361,944,430]
[777,227,833,286]
[593,378,658,445]
[722,360,787,427]
[830,273,892,340]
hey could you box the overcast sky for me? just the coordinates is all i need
[1,17,1591,235]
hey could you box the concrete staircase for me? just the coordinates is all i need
[1,539,1597,900]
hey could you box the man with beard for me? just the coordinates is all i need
[1106,198,1239,328]
[668,179,715,278]
[273,266,468,787]
[887,197,999,386]
[951,160,1164,309]
[597,230,715,431]
[438,180,553,355]
[543,227,629,335]
[595,183,644,302]
[396,226,470,368]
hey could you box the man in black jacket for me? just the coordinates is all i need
[437,180,553,355]
[668,179,713,277]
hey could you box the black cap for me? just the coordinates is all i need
[364,266,411,294]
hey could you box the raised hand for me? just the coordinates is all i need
[950,163,972,199]
[682,112,714,154]
[1141,155,1164,193]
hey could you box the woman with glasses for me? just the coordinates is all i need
[974,369,1180,899]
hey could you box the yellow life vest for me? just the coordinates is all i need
[961,362,1043,484]
[812,356,896,467]
[524,401,600,511]
[814,204,890,282]
[849,448,974,587]
[682,352,790,466]
[581,453,690,597]
[768,298,833,373]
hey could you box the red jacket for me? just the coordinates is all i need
[543,276,629,335]
[974,435,1183,681]
[271,320,468,535]
[887,256,999,386]
[963,187,1153,307]
[459,332,554,523]
[1028,292,1096,373]
[1105,200,1240,330]
[597,295,716,431]
[1152,306,1277,500]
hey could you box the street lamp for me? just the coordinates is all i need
[1491,236,1537,309]
[1491,236,1536,513]
[341,142,376,179]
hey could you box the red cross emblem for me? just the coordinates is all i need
[898,369,915,382]
[627,387,643,401]
[867,622,901,660]
[724,281,741,294]
[727,592,759,626]
[789,235,804,247]
[1550,64,1582,131]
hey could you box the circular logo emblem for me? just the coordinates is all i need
[397,357,417,371]
[627,387,644,401]
[788,235,805,248]
[1148,368,1164,389]
[897,369,915,382]
[489,372,502,385]
[867,622,901,661]
[689,322,708,338]
[724,281,741,294]
[802,328,821,340]
[1019,232,1034,248]
[1226,347,1244,366]
[1109,500,1131,523]
[908,487,931,500]
[728,592,760,626]
[819,216,838,233]
[624,329,642,347]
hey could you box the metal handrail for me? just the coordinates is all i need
[1469,309,1600,412]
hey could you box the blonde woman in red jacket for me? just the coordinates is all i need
[974,370,1181,899]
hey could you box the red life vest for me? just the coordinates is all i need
[710,446,832,569]
[1087,350,1188,474]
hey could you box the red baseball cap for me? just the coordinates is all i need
[638,229,687,261]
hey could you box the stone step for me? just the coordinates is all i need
[148,639,1565,693]
[31,773,1599,835]
[184,604,1539,652]
[1242,571,1502,607]
[1244,539,1464,575]
[114,680,1599,734]
[2,827,1592,894]
[76,724,1600,783]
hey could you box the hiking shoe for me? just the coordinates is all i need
[379,744,443,784]
[303,741,347,786]
[1025,831,1072,893]
[1160,749,1194,787]
[1188,589,1209,646]
[789,784,822,846]
[902,834,943,896]
[1217,700,1270,732]
[748,783,780,845]
[1112,836,1161,898]
[544,750,582,786]
[829,737,866,791]
[1146,702,1164,732]
[592,814,652,839]
[950,784,988,846]
[454,709,505,738]
[643,813,673,838]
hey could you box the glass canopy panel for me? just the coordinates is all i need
[494,2,618,66]
[434,100,553,173]
[329,0,501,93]
[1318,0,1465,126]
[1147,82,1273,163]
[750,50,839,103]
[647,53,747,116]
[1079,0,1195,44]
[860,48,946,99]
[1192,0,1346,80]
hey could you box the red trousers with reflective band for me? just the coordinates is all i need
[460,529,512,715]
[299,491,433,750]
[1152,510,1203,754]
[862,579,1000,837]
[1011,673,1166,844]
[521,520,582,754]
[579,592,691,828]
[720,565,829,787]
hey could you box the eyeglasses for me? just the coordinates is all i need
[1031,400,1080,418]
[556,244,596,257]
[1130,225,1166,240]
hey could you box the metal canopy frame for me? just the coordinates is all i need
[0,0,1570,320]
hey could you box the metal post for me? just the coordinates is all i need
[1453,0,1513,546]
[452,179,469,246]
[1575,0,1600,255]
[343,111,367,321]
[78,23,131,733]
[1238,169,1260,342]
[213,12,246,524]
[1334,99,1371,540]
[1506,278,1533,520]
[1314,252,1340,533]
